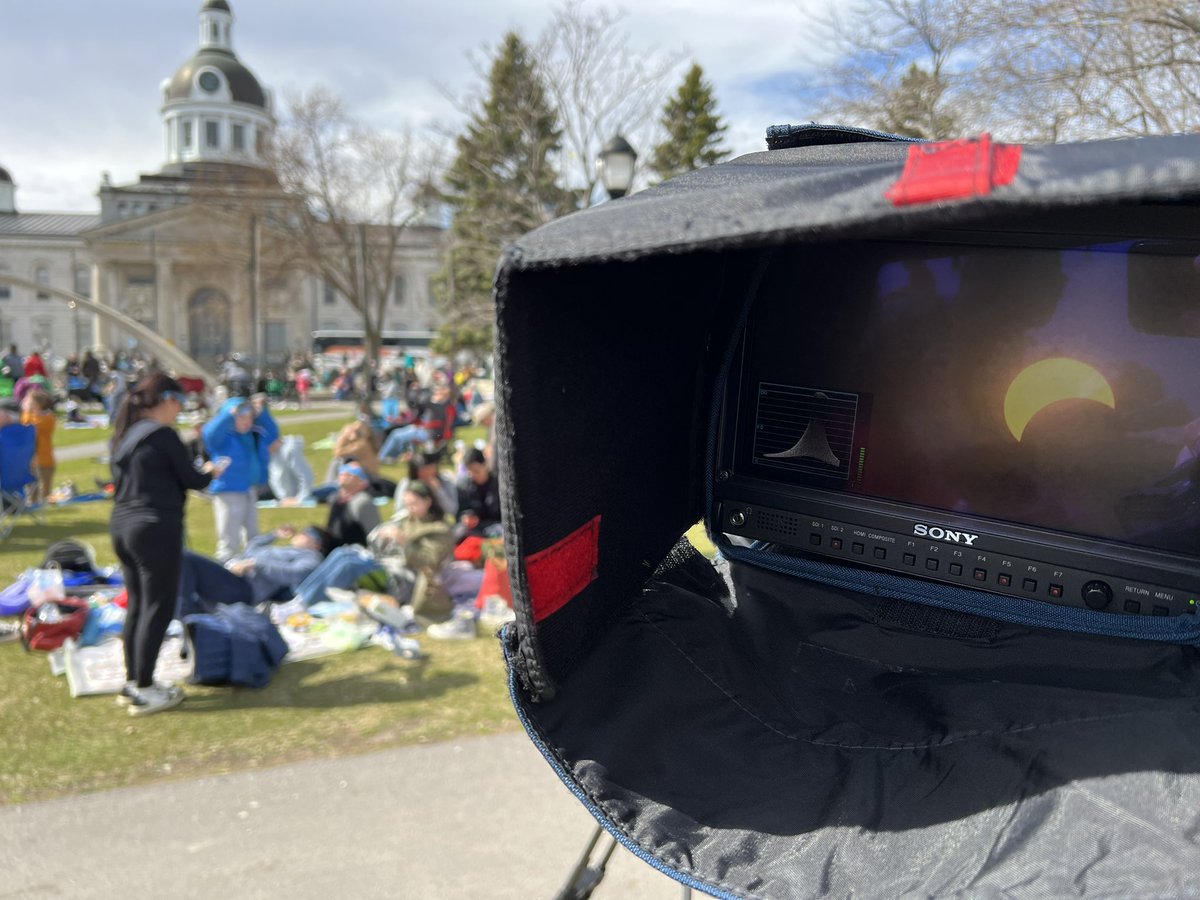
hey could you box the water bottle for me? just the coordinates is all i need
[379,625,421,660]
[37,603,62,624]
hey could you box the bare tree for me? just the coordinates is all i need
[814,0,1200,142]
[537,1,682,205]
[266,87,441,366]
[986,0,1200,139]
[812,0,985,139]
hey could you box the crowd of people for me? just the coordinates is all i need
[177,365,501,620]
[1,338,503,718]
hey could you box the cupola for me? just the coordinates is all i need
[159,1,274,170]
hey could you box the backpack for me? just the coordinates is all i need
[496,127,1200,898]
[42,539,96,575]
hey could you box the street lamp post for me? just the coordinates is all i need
[597,135,637,200]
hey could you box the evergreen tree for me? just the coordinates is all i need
[435,32,573,355]
[648,63,731,183]
[877,63,959,140]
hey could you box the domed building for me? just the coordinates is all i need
[160,0,274,174]
[0,0,445,373]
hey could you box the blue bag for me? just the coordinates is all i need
[0,574,31,616]
[184,604,289,688]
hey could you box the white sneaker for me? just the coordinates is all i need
[117,679,178,707]
[127,683,184,717]
[426,612,477,641]
[478,596,516,633]
[115,681,138,707]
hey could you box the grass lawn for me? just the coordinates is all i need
[0,414,521,805]
[45,401,356,452]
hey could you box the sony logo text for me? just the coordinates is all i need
[913,524,980,546]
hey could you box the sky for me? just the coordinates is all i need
[0,0,834,212]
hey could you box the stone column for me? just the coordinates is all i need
[156,256,177,347]
[107,265,127,354]
[92,263,112,351]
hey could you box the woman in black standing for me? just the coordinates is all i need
[110,373,226,716]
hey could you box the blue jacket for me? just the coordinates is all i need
[185,603,289,689]
[203,398,279,493]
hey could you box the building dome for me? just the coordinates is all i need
[159,0,274,172]
[165,49,266,108]
[0,167,11,184]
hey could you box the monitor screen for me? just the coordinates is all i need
[736,237,1200,557]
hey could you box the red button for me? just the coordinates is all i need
[1049,584,1063,598]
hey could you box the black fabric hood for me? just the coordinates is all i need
[494,127,1200,897]
[112,420,168,465]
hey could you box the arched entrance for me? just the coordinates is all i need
[188,288,232,367]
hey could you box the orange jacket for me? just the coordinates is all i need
[21,409,55,467]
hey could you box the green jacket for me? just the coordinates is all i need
[369,516,455,622]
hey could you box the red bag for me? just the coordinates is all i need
[473,558,513,611]
[20,599,91,652]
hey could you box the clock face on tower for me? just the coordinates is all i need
[198,71,220,93]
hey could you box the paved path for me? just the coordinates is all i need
[56,405,356,462]
[0,731,685,899]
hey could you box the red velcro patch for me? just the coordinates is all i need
[886,134,1023,207]
[525,516,601,623]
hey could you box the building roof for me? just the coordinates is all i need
[0,167,11,184]
[202,0,232,10]
[165,48,267,109]
[0,212,101,237]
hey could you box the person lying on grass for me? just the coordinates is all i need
[177,526,330,619]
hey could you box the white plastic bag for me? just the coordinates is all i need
[27,563,65,606]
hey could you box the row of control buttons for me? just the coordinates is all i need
[799,525,1194,616]
[810,535,887,559]
[1123,599,1171,616]
[812,532,1071,601]
[905,555,1064,597]
[805,530,1184,615]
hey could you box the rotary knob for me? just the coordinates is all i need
[1082,580,1112,610]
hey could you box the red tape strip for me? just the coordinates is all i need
[886,134,1023,207]
[525,516,601,623]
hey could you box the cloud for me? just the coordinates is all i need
[1,0,834,210]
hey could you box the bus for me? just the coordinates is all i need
[310,329,436,371]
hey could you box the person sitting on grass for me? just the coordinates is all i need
[453,447,502,544]
[378,378,457,463]
[325,461,381,551]
[268,434,316,505]
[321,418,383,485]
[287,479,468,621]
[369,481,460,626]
[392,450,458,523]
[280,461,384,607]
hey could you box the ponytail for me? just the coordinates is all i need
[110,372,184,452]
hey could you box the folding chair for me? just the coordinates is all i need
[0,422,44,540]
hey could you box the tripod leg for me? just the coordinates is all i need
[554,824,619,900]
